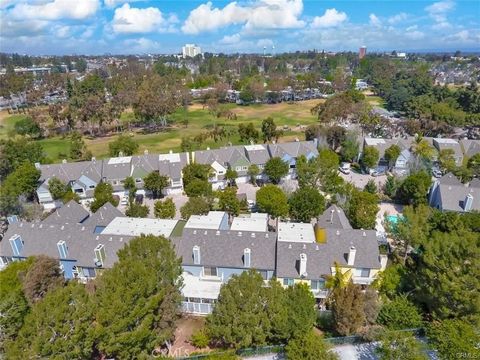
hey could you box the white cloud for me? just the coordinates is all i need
[54,25,71,38]
[182,0,305,34]
[10,0,99,20]
[111,4,175,34]
[220,33,242,44]
[123,37,160,53]
[406,30,425,40]
[369,13,381,27]
[311,8,347,28]
[388,12,408,24]
[104,0,126,8]
[406,25,418,31]
[425,0,455,23]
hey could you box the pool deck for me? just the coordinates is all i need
[375,202,404,239]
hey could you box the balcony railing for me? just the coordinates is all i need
[311,289,329,298]
[182,301,213,315]
[352,276,375,285]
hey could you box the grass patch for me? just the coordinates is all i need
[0,113,29,138]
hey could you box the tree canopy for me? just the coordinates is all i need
[256,184,289,218]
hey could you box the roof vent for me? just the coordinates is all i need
[216,230,220,236]
[193,245,201,265]
[362,231,366,237]
[243,248,251,268]
[238,232,242,236]
[336,230,340,236]
[251,233,256,238]
[169,149,173,154]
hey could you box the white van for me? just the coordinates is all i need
[339,162,351,174]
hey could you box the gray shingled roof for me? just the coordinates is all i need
[437,182,480,212]
[276,228,381,280]
[268,141,318,159]
[82,202,124,227]
[316,205,352,230]
[42,201,90,225]
[173,228,276,270]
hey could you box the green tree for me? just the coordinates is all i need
[14,117,42,138]
[123,176,136,202]
[362,146,380,169]
[261,117,279,142]
[467,153,480,177]
[427,319,480,360]
[317,149,343,193]
[69,131,87,160]
[364,179,378,194]
[377,296,423,330]
[143,171,169,199]
[330,282,365,336]
[384,144,401,168]
[154,198,176,219]
[264,157,289,184]
[413,138,435,162]
[0,258,34,350]
[207,271,271,348]
[376,330,428,360]
[125,202,149,218]
[48,177,69,200]
[0,138,44,179]
[346,190,379,229]
[183,163,211,194]
[5,282,95,359]
[285,331,339,360]
[340,133,359,163]
[411,230,480,320]
[438,149,456,173]
[185,178,212,197]
[90,182,119,213]
[383,175,398,198]
[247,164,259,185]
[396,171,431,206]
[256,184,289,218]
[225,168,238,187]
[238,123,259,143]
[218,187,241,217]
[283,284,317,339]
[108,134,139,157]
[373,263,406,300]
[95,235,183,359]
[180,196,211,219]
[363,287,381,325]
[288,186,326,222]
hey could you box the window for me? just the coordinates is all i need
[283,278,294,286]
[94,226,106,234]
[311,279,325,290]
[355,268,370,278]
[74,188,84,194]
[135,178,142,183]
[203,267,218,277]
[82,267,96,278]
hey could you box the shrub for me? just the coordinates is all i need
[190,330,210,348]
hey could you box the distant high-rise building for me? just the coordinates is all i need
[359,46,367,59]
[182,44,202,58]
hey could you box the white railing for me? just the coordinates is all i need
[352,276,375,285]
[312,289,329,298]
[182,301,213,315]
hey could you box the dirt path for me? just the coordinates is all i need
[170,316,207,358]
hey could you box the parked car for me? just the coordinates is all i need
[339,162,351,174]
[371,170,386,177]
[247,200,255,209]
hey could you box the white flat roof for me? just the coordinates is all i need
[230,213,268,232]
[278,222,315,243]
[434,138,458,144]
[108,156,132,165]
[158,153,181,162]
[184,211,227,230]
[365,138,386,145]
[211,161,226,172]
[102,217,178,237]
[182,272,221,299]
[244,144,266,151]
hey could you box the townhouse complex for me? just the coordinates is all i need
[363,136,480,175]
[36,140,318,208]
[0,202,386,315]
[429,173,480,212]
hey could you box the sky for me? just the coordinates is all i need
[1,0,479,55]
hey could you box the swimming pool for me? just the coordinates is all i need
[386,215,400,224]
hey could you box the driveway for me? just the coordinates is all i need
[237,183,260,202]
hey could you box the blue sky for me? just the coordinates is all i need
[1,0,479,55]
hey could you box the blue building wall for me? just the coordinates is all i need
[219,213,229,230]
[60,260,77,279]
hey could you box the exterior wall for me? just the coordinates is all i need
[183,265,203,277]
[60,260,77,279]
[276,277,328,298]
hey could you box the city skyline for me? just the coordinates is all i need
[1,0,479,55]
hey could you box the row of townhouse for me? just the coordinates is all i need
[363,137,480,175]
[36,140,319,207]
[0,202,386,315]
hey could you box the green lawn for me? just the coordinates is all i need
[0,113,29,138]
[1,100,321,162]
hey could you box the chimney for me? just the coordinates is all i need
[144,149,148,155]
[91,156,96,162]
[94,244,105,267]
[464,194,473,212]
[244,248,251,268]
[193,245,201,265]
[169,149,173,154]
[57,240,68,259]
[299,253,307,276]
[347,246,356,266]
[330,208,335,223]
